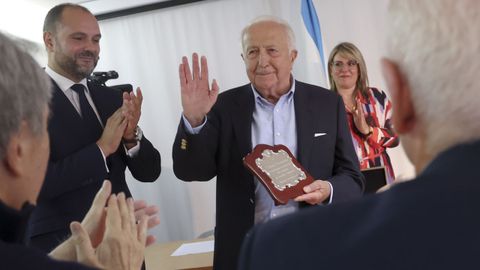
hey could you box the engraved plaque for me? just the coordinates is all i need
[243,144,314,205]
[255,149,306,191]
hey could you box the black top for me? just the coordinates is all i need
[239,140,480,269]
[0,200,96,270]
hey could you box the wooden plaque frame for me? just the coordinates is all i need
[243,144,314,205]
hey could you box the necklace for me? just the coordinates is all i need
[339,88,357,112]
[344,97,356,112]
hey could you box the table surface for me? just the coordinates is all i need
[145,237,213,270]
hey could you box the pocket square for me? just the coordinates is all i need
[314,132,327,137]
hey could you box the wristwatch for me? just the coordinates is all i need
[123,126,143,144]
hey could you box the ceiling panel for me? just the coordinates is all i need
[1,0,177,42]
[26,0,171,15]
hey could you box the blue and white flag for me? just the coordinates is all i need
[301,0,327,83]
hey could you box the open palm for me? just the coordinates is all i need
[179,53,219,127]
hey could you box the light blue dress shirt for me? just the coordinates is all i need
[250,84,299,224]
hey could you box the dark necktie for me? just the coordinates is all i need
[70,84,103,138]
[71,84,112,178]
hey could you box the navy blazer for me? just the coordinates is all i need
[173,80,363,270]
[239,140,480,270]
[28,80,161,250]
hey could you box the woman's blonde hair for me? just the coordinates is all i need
[328,42,369,96]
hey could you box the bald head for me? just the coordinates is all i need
[241,16,296,53]
[43,3,93,34]
[43,3,100,82]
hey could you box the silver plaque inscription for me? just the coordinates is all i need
[255,149,306,191]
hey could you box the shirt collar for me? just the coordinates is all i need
[45,66,89,93]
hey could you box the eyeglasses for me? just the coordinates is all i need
[332,60,358,72]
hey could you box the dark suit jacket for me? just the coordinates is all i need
[172,80,364,269]
[28,80,161,251]
[1,201,96,270]
[239,140,480,270]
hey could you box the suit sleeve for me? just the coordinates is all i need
[172,110,220,182]
[330,96,365,202]
[126,135,161,182]
[39,143,109,201]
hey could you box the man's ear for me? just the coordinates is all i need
[43,31,54,52]
[290,49,298,63]
[382,58,416,134]
[3,122,29,178]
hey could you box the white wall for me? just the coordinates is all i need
[1,0,415,243]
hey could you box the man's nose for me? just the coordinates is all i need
[84,40,99,52]
[258,50,270,67]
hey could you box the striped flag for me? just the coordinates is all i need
[301,0,327,82]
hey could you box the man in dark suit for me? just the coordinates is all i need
[28,3,161,252]
[0,31,147,270]
[173,17,364,269]
[239,1,480,269]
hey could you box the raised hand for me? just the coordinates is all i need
[48,181,112,262]
[122,88,143,143]
[133,199,160,246]
[81,180,111,248]
[352,99,370,135]
[179,52,219,127]
[97,107,128,156]
[70,193,148,270]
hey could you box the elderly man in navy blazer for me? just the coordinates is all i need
[173,16,364,269]
[239,1,480,269]
[28,3,161,252]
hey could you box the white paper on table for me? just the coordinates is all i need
[171,240,215,256]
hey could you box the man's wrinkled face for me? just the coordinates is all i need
[242,21,297,99]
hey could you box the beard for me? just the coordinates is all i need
[54,49,99,80]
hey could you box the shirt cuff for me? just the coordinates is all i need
[125,140,141,157]
[326,181,334,204]
[97,145,109,173]
[182,114,207,134]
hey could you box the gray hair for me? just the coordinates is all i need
[241,15,296,52]
[0,32,52,159]
[386,0,480,154]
